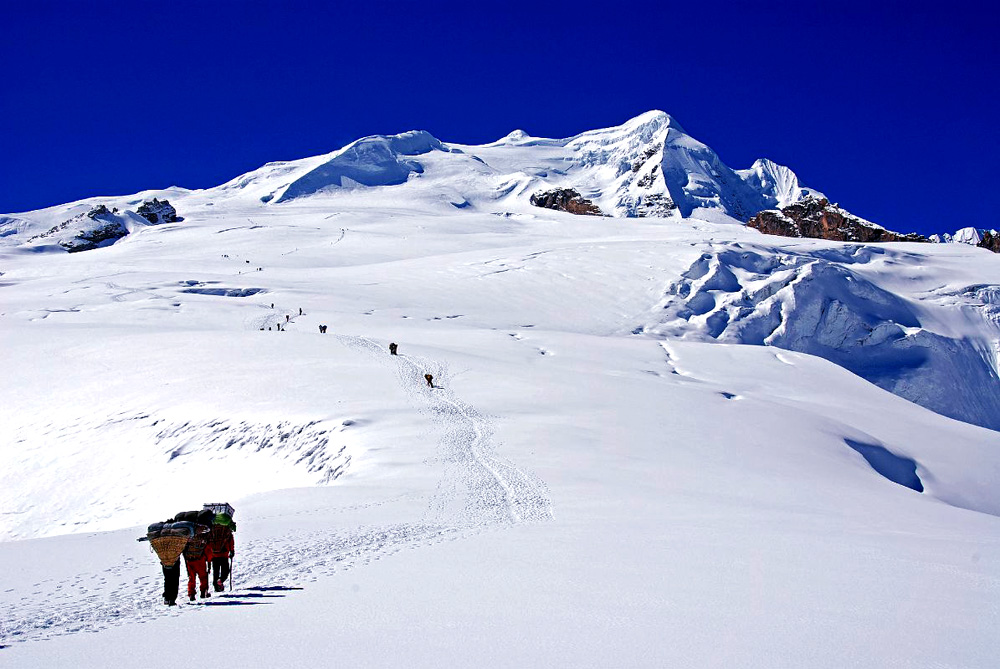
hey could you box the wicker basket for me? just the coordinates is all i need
[150,535,189,566]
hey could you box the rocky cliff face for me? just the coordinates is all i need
[529,189,603,216]
[747,197,926,243]
[979,230,1000,253]
[136,198,180,224]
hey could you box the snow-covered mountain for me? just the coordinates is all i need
[1,111,820,243]
[2,112,998,668]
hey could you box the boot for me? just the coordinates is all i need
[215,579,224,592]
[201,589,210,598]
[189,592,196,602]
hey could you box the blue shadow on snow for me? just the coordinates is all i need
[845,439,923,492]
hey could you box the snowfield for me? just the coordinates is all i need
[1,113,998,668]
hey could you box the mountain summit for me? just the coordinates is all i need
[3,112,821,242]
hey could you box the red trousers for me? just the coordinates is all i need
[186,557,209,597]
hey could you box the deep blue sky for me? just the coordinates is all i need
[3,0,997,236]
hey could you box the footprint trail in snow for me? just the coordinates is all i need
[0,336,551,647]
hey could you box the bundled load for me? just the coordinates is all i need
[175,508,216,526]
[203,502,235,518]
[145,521,195,567]
[175,510,214,563]
[204,502,236,531]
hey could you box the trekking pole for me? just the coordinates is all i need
[229,555,234,592]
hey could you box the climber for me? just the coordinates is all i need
[142,517,194,606]
[182,522,214,601]
[207,513,236,592]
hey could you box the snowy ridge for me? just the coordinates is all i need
[275,131,448,203]
[0,111,825,251]
[738,158,823,210]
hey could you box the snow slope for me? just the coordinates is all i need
[1,112,999,668]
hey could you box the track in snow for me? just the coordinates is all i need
[0,335,551,647]
[338,335,551,529]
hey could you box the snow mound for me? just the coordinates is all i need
[953,227,985,245]
[275,130,446,202]
[0,215,30,239]
[637,244,1000,431]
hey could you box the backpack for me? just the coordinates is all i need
[183,524,212,560]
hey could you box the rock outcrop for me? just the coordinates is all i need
[27,204,132,252]
[60,205,128,252]
[747,197,926,243]
[136,198,180,224]
[529,188,603,216]
[63,220,129,252]
[978,230,1000,253]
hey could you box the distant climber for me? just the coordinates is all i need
[425,373,434,388]
[319,325,327,333]
[286,315,290,323]
[389,342,398,355]
[299,307,303,316]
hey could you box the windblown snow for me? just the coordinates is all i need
[1,111,998,668]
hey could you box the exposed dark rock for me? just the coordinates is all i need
[25,204,131,251]
[62,221,129,252]
[87,204,112,219]
[32,205,114,242]
[978,231,1000,253]
[747,197,927,243]
[631,143,662,173]
[636,164,659,189]
[136,198,180,224]
[529,188,603,216]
